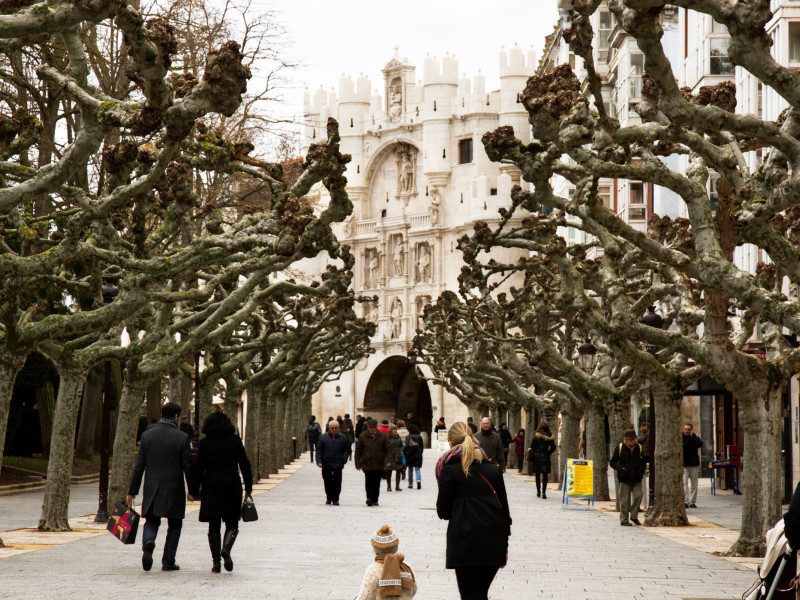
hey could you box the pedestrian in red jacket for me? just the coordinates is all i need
[510,429,526,473]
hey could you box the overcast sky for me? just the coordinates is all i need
[270,0,559,121]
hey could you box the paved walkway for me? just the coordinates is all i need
[0,451,761,599]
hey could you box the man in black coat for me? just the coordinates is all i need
[127,402,194,571]
[682,423,704,508]
[476,417,506,471]
[610,429,646,526]
[316,420,352,505]
[354,418,393,506]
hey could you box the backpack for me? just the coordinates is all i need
[406,435,421,456]
[307,422,321,437]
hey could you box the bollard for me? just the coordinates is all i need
[292,436,297,458]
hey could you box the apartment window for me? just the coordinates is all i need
[598,185,611,209]
[711,18,727,34]
[710,38,734,75]
[458,138,473,164]
[629,54,644,101]
[628,207,647,220]
[598,11,612,63]
[630,182,645,205]
[790,23,800,63]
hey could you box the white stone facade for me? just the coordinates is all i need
[302,48,535,436]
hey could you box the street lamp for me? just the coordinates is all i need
[577,338,597,372]
[639,305,663,515]
[193,352,201,458]
[94,279,118,523]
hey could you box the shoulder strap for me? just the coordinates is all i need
[471,466,503,509]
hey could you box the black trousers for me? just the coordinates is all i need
[455,565,500,600]
[322,467,343,502]
[536,472,549,490]
[364,469,383,502]
[207,516,238,535]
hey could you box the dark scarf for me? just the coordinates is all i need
[159,417,179,428]
[435,444,488,479]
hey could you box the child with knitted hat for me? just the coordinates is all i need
[355,524,417,599]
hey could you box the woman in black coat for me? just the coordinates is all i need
[190,412,252,573]
[403,423,424,489]
[436,422,511,600]
[529,422,556,499]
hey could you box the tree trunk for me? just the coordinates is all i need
[509,406,521,436]
[199,377,215,433]
[244,385,261,474]
[108,373,148,512]
[586,400,610,501]
[75,369,102,461]
[0,358,26,480]
[36,380,57,460]
[559,406,582,491]
[39,371,85,531]
[523,406,537,472]
[224,380,242,427]
[645,380,689,527]
[257,391,275,480]
[728,383,783,556]
[145,379,161,425]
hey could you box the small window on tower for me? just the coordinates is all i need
[458,138,473,164]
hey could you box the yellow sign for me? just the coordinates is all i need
[566,459,593,497]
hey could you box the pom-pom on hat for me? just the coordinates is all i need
[372,524,399,553]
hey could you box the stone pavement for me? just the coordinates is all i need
[0,451,762,599]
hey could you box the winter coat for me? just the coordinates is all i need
[397,427,410,445]
[529,431,556,474]
[510,435,526,456]
[434,421,446,433]
[189,431,252,523]
[341,418,355,444]
[784,482,800,549]
[609,442,646,484]
[682,433,704,467]
[316,432,352,469]
[355,418,366,439]
[498,428,512,448]
[386,434,405,471]
[436,455,512,569]
[355,431,393,471]
[128,423,194,520]
[475,429,506,470]
[305,421,322,440]
[403,432,424,468]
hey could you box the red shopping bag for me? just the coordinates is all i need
[107,501,140,545]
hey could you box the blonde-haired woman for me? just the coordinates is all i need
[435,422,512,600]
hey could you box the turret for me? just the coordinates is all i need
[499,43,536,143]
[422,55,458,179]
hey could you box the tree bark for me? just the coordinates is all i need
[108,371,148,512]
[559,406,582,491]
[257,391,275,480]
[509,406,522,437]
[645,380,688,527]
[75,368,102,461]
[729,383,784,556]
[523,405,537,472]
[244,385,261,475]
[39,370,85,531]
[586,400,610,501]
[145,379,161,425]
[224,380,242,426]
[0,358,26,479]
[36,379,57,460]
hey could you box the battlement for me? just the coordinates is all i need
[499,43,537,79]
[337,73,372,103]
[423,53,459,86]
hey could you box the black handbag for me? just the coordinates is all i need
[241,494,258,522]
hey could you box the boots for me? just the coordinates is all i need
[417,481,421,489]
[208,531,221,573]
[221,528,238,572]
[536,485,541,497]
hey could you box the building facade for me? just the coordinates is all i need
[302,48,535,441]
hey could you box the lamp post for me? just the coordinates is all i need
[94,279,119,523]
[192,352,201,458]
[640,305,663,515]
[578,338,597,373]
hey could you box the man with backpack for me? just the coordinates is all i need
[403,423,424,489]
[305,415,322,463]
[610,429,647,526]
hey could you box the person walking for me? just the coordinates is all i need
[434,417,447,434]
[188,411,252,573]
[466,417,477,433]
[378,419,390,435]
[404,423,424,489]
[498,423,512,470]
[179,415,194,439]
[355,524,417,599]
[529,423,556,498]
[682,423,704,508]
[316,420,351,506]
[510,429,526,473]
[436,422,511,600]
[475,417,506,472]
[305,416,322,463]
[355,418,393,506]
[610,429,646,526]
[385,425,405,492]
[127,402,194,572]
[355,415,366,440]
[396,419,410,444]
[341,413,355,446]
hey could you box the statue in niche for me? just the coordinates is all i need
[389,81,402,123]
[390,298,403,339]
[416,243,431,283]
[343,214,354,238]
[416,295,431,331]
[364,300,378,324]
[429,187,441,225]
[366,249,380,288]
[399,151,414,194]
[393,236,404,276]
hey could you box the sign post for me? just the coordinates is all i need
[562,458,594,509]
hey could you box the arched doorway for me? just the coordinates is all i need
[363,356,432,443]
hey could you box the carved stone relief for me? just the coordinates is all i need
[390,297,403,339]
[364,247,380,288]
[391,234,405,277]
[415,242,432,284]
[415,295,432,331]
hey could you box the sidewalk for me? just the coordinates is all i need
[0,451,760,599]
